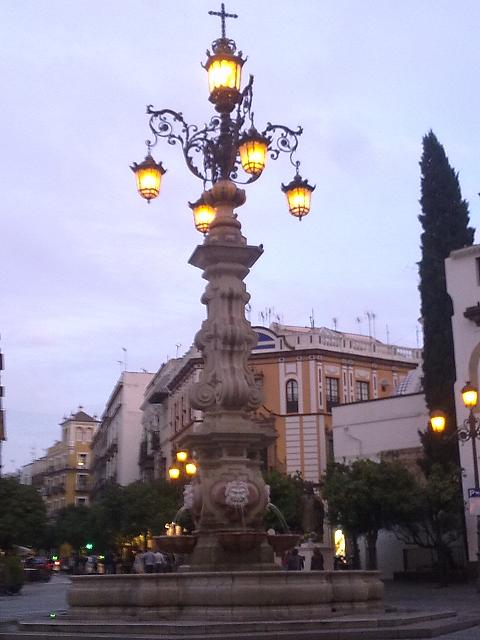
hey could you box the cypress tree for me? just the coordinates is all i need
[418,131,474,469]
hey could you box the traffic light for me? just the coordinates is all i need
[85,543,93,551]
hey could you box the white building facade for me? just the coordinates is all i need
[446,243,480,565]
[91,371,154,494]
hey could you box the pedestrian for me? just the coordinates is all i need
[287,548,303,571]
[132,550,145,574]
[154,550,166,573]
[310,547,324,570]
[143,549,156,574]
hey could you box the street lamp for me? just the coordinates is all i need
[431,382,480,586]
[131,3,311,570]
[168,450,197,481]
[131,4,313,226]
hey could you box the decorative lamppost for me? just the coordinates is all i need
[430,382,480,586]
[168,450,198,481]
[132,4,313,571]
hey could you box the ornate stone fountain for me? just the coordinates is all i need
[67,4,383,622]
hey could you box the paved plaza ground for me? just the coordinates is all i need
[2,575,480,638]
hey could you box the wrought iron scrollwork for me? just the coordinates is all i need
[262,123,303,166]
[145,76,303,187]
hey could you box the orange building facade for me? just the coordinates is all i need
[142,324,421,484]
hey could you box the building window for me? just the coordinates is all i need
[77,453,88,468]
[286,379,299,413]
[76,427,83,442]
[75,497,88,506]
[77,473,88,491]
[326,377,340,412]
[355,380,370,401]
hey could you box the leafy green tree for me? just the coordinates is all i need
[89,482,127,552]
[122,480,178,547]
[418,131,474,468]
[0,477,46,550]
[54,505,94,552]
[263,470,306,532]
[324,459,417,569]
[393,463,464,584]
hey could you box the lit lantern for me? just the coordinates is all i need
[168,466,180,480]
[176,450,188,463]
[281,172,315,220]
[430,410,446,434]
[185,462,197,476]
[204,40,245,112]
[239,128,269,175]
[130,153,166,203]
[189,196,216,235]
[462,382,478,409]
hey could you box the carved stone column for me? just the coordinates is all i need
[179,179,277,570]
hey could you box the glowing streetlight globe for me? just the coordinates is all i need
[189,197,216,235]
[168,466,181,480]
[239,128,269,175]
[462,382,478,409]
[430,410,446,434]
[281,172,315,220]
[130,153,166,202]
[185,462,197,476]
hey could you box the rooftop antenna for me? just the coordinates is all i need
[355,316,363,335]
[175,343,182,357]
[386,324,390,345]
[309,309,315,329]
[365,311,372,338]
[121,347,127,371]
[332,317,338,331]
[372,312,377,339]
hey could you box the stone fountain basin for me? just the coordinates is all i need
[154,535,197,555]
[217,531,266,552]
[267,533,301,554]
[67,570,384,621]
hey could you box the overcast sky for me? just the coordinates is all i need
[2,0,480,473]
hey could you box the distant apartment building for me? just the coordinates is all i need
[26,410,99,517]
[91,371,154,495]
[141,323,421,483]
[139,348,202,481]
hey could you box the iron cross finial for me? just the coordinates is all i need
[208,3,238,39]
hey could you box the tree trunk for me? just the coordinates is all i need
[351,534,361,569]
[366,530,378,570]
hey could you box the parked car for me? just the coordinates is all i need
[24,556,52,582]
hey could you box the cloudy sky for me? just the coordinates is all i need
[2,0,480,473]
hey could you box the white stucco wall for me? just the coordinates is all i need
[332,392,429,578]
[117,371,154,485]
[446,244,480,563]
[332,392,428,463]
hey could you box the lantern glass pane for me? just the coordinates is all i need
[208,58,241,93]
[185,462,197,476]
[168,467,180,480]
[240,139,267,175]
[136,166,162,201]
[193,204,216,234]
[463,388,478,408]
[176,450,188,463]
[430,414,446,433]
[287,187,312,217]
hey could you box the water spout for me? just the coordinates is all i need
[173,505,190,525]
[266,503,290,533]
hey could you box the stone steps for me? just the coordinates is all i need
[1,610,480,640]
